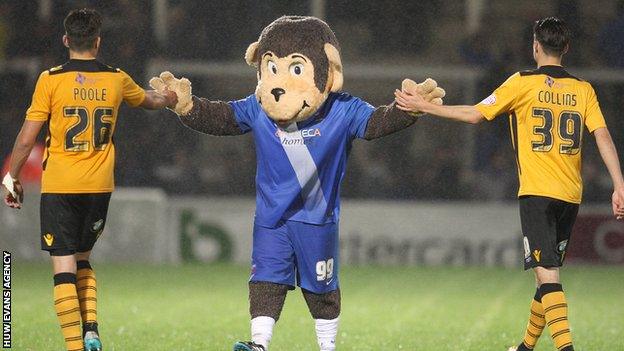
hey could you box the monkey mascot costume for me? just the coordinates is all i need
[151,16,444,351]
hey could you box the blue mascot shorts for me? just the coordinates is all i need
[250,220,339,294]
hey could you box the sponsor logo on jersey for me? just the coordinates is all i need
[544,76,567,89]
[43,233,54,246]
[275,127,321,146]
[275,128,321,138]
[533,249,541,262]
[75,73,98,85]
[300,128,321,138]
[479,94,497,106]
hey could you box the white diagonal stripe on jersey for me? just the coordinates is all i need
[278,123,327,217]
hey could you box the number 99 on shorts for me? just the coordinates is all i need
[316,258,334,282]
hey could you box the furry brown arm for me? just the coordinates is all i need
[178,96,244,136]
[363,102,417,140]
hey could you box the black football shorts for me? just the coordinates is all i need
[520,195,579,270]
[40,193,112,256]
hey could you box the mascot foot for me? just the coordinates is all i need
[233,341,266,351]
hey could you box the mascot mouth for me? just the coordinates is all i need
[301,100,310,110]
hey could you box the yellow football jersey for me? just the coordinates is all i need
[25,59,146,193]
[475,65,607,204]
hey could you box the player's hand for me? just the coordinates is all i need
[163,89,178,109]
[612,186,624,220]
[149,71,193,115]
[394,88,429,115]
[394,78,445,116]
[3,179,23,209]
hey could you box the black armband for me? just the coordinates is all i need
[178,96,244,136]
[363,102,418,140]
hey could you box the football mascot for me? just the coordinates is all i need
[151,16,444,351]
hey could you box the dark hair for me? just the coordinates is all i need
[63,8,102,52]
[533,17,571,56]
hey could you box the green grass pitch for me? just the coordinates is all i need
[10,264,624,350]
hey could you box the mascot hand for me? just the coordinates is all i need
[401,78,445,116]
[149,71,194,116]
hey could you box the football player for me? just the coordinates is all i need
[395,17,624,351]
[2,8,176,351]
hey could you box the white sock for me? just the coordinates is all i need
[315,317,339,351]
[251,316,275,349]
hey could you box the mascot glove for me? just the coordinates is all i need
[401,78,446,116]
[149,71,194,116]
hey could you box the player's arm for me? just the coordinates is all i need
[2,120,45,209]
[139,89,178,110]
[4,70,50,209]
[394,89,485,124]
[395,73,520,125]
[593,127,624,219]
[120,70,177,110]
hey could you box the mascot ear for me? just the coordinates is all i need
[245,41,259,67]
[324,43,343,92]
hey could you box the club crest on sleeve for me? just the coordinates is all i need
[480,94,497,106]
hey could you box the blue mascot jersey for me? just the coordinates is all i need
[229,92,374,228]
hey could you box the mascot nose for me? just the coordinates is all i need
[271,88,286,102]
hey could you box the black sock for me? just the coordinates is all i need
[516,343,532,351]
[83,321,99,337]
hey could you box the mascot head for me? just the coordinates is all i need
[245,16,343,125]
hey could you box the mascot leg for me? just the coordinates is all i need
[248,281,289,349]
[303,288,341,351]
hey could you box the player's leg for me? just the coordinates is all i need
[76,193,111,351]
[513,275,546,351]
[535,267,574,351]
[51,254,83,351]
[288,221,340,351]
[76,251,96,327]
[76,250,100,350]
[514,196,577,351]
[534,201,578,351]
[234,223,295,351]
[513,196,551,351]
[42,193,84,351]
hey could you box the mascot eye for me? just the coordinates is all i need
[290,63,304,76]
[268,61,278,75]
